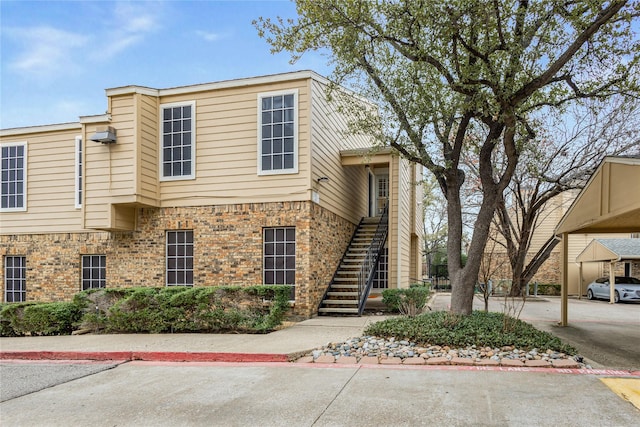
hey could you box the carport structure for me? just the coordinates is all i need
[555,156,640,326]
[576,238,640,302]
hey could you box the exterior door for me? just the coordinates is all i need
[375,174,389,216]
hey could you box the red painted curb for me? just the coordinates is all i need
[0,351,289,363]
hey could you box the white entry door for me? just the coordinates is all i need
[375,174,389,216]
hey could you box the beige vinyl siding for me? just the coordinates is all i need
[138,94,159,203]
[83,121,115,229]
[1,127,84,233]
[157,80,311,207]
[396,157,413,288]
[309,79,369,224]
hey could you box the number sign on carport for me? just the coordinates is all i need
[555,156,640,326]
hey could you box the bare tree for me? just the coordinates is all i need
[493,98,640,297]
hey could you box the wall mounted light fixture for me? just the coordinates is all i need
[316,176,329,183]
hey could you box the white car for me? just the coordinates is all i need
[586,276,640,303]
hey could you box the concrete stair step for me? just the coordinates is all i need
[318,307,360,314]
[327,291,358,297]
[321,299,358,305]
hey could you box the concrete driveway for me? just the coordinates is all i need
[430,294,640,370]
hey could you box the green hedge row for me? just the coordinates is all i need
[0,285,292,337]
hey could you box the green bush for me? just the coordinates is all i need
[382,284,430,316]
[1,285,292,337]
[532,283,561,296]
[364,310,576,354]
[75,285,292,334]
[0,302,82,336]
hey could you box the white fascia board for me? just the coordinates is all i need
[0,122,81,136]
[105,85,160,97]
[79,114,111,124]
[156,71,320,96]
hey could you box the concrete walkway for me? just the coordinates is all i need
[0,315,388,362]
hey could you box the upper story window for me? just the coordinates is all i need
[258,90,298,175]
[160,101,195,181]
[75,136,83,208]
[1,142,27,212]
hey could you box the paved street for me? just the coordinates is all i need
[1,361,639,426]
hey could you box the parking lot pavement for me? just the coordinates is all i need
[1,362,639,426]
[430,293,640,370]
[0,360,122,402]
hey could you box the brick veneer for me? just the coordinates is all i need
[0,201,355,317]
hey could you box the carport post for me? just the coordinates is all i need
[578,262,583,300]
[609,261,616,304]
[560,233,568,326]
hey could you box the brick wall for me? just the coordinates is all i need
[0,201,356,317]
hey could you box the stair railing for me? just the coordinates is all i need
[356,203,389,314]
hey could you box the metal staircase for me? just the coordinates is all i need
[318,205,388,315]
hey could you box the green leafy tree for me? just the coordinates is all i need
[256,0,639,314]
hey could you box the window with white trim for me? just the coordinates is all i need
[166,230,194,286]
[1,142,26,211]
[4,256,26,302]
[75,136,83,208]
[161,101,195,180]
[258,90,297,174]
[263,227,295,299]
[82,255,106,290]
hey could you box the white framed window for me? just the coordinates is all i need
[160,101,196,181]
[75,136,83,208]
[166,230,194,286]
[263,227,295,300]
[1,142,27,212]
[4,256,26,302]
[257,90,298,175]
[81,255,106,290]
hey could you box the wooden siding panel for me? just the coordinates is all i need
[156,79,312,207]
[309,79,370,224]
[138,94,159,201]
[1,128,84,233]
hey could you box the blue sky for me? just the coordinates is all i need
[0,0,331,129]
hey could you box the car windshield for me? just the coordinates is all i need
[615,277,640,284]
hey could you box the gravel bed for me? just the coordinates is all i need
[303,336,590,368]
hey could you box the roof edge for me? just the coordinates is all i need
[106,70,326,98]
[0,122,82,137]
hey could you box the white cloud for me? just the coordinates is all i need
[196,30,224,42]
[91,1,162,61]
[6,26,88,76]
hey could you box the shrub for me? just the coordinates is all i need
[74,285,292,334]
[382,284,430,316]
[0,302,82,336]
[364,310,576,354]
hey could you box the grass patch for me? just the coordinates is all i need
[364,311,576,354]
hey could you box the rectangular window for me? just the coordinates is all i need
[166,230,194,286]
[258,90,298,175]
[263,227,295,299]
[4,256,26,302]
[81,255,106,290]
[1,142,27,211]
[160,101,195,180]
[75,136,83,208]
